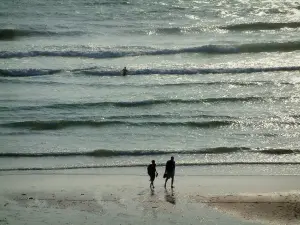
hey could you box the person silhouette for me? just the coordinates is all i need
[147,160,158,189]
[164,156,175,188]
[122,67,128,76]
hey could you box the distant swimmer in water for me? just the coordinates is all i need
[122,67,128,76]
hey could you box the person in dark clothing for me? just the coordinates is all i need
[147,160,158,189]
[122,67,128,76]
[164,156,175,188]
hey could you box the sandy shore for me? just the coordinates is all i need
[204,192,300,225]
[0,168,300,225]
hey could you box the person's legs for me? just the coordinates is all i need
[164,177,169,188]
[171,176,174,188]
[150,175,155,188]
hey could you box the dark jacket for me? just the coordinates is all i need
[165,160,175,172]
[147,164,156,176]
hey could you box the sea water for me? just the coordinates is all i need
[1,0,300,173]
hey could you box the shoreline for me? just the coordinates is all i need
[1,164,299,176]
[1,170,300,225]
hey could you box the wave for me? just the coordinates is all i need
[1,76,297,88]
[0,28,83,41]
[0,69,62,77]
[88,80,296,88]
[90,80,293,87]
[221,22,300,31]
[79,66,300,76]
[1,147,298,158]
[0,97,291,111]
[0,131,35,136]
[155,27,182,35]
[0,78,68,85]
[155,81,299,87]
[149,81,273,87]
[2,118,299,131]
[0,148,248,158]
[1,161,300,171]
[103,114,237,120]
[239,41,300,53]
[259,149,296,154]
[290,115,300,119]
[1,77,297,88]
[152,22,300,34]
[1,66,299,78]
[0,66,96,77]
[0,120,233,130]
[2,41,300,59]
[85,0,130,6]
[0,50,130,59]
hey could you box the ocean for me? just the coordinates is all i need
[1,0,300,173]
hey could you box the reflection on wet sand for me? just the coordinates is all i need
[165,188,176,205]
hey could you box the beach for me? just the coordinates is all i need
[1,0,300,224]
[1,167,300,225]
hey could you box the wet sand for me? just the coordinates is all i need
[197,192,300,225]
[0,169,300,225]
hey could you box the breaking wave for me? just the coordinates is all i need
[0,28,84,40]
[0,69,62,77]
[155,27,182,35]
[1,41,300,58]
[1,66,300,77]
[79,66,300,76]
[0,147,298,158]
[1,120,234,130]
[1,161,300,171]
[0,97,291,111]
[221,22,300,31]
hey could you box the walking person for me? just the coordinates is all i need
[164,156,175,188]
[147,160,158,189]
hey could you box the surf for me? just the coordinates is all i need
[0,97,292,111]
[1,120,234,130]
[0,28,84,41]
[1,41,300,59]
[1,66,300,77]
[0,147,298,158]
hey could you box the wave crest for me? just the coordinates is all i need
[2,41,300,58]
[221,22,300,31]
[0,28,83,41]
[1,66,300,77]
[0,97,290,111]
[0,69,62,77]
[1,120,233,130]
[0,148,298,158]
[0,147,252,158]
